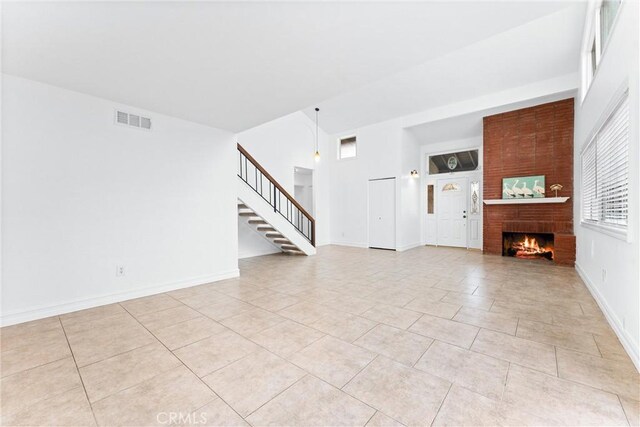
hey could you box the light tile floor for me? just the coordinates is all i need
[1,246,639,426]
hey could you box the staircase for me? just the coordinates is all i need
[237,144,316,256]
[237,201,305,255]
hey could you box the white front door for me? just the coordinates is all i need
[437,177,468,248]
[368,178,396,250]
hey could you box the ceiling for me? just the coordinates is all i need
[305,3,586,134]
[2,1,584,133]
[409,112,486,145]
[406,89,577,145]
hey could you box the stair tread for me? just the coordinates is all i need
[283,249,305,255]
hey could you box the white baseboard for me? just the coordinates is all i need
[239,248,280,259]
[396,242,422,252]
[576,262,640,373]
[0,269,240,327]
[330,241,421,251]
[330,241,368,249]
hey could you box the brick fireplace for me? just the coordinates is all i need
[483,98,576,266]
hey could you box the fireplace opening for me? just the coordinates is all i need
[503,232,554,261]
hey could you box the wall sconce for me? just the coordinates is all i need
[410,170,419,178]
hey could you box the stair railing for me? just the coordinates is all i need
[237,143,315,247]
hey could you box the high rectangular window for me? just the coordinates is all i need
[583,0,622,95]
[339,136,357,159]
[428,150,479,174]
[581,91,629,236]
[590,39,597,76]
[600,0,622,47]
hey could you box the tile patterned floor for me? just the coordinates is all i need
[1,245,639,426]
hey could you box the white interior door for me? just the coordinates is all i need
[437,177,468,248]
[368,178,396,250]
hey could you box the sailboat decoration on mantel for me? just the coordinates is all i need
[550,183,563,197]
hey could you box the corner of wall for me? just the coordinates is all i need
[576,262,640,372]
[0,269,239,327]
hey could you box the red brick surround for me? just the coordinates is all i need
[483,98,575,266]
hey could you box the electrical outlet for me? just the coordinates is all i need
[116,266,125,277]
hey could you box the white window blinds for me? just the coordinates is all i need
[582,141,597,222]
[581,92,629,231]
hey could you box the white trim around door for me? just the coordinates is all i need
[436,176,469,248]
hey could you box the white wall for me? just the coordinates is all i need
[236,112,330,258]
[574,0,640,369]
[1,75,238,326]
[326,121,421,252]
[328,120,403,248]
[238,220,280,259]
[418,137,483,248]
[397,130,422,251]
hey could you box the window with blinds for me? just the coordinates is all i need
[581,91,629,235]
[582,142,597,221]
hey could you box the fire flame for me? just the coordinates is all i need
[510,234,553,260]
[505,233,554,260]
[522,236,541,253]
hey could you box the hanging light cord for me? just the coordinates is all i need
[315,108,319,153]
[314,108,320,161]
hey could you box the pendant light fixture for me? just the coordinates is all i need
[314,107,320,162]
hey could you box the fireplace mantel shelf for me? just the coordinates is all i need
[484,197,570,205]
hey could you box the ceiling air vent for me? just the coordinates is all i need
[140,117,152,130]
[129,114,140,127]
[116,110,128,125]
[114,110,152,131]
